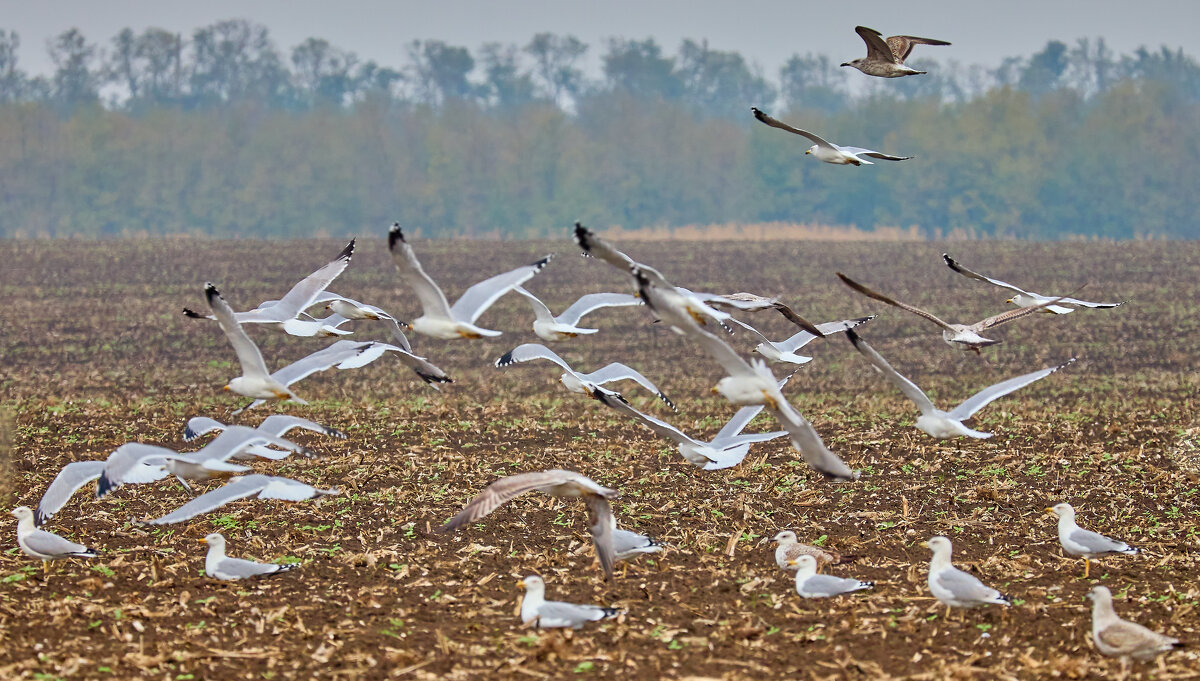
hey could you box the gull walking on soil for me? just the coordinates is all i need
[12,506,97,574]
[771,531,853,573]
[517,576,622,629]
[1087,586,1183,667]
[1046,503,1139,578]
[925,536,1010,618]
[201,533,300,581]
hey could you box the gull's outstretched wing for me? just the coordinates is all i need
[775,316,875,353]
[838,146,912,161]
[495,343,576,375]
[512,286,555,323]
[555,292,642,326]
[948,358,1075,421]
[942,253,1032,297]
[449,255,553,324]
[183,416,226,441]
[590,387,698,448]
[751,107,837,151]
[270,340,374,387]
[580,363,675,410]
[845,329,936,416]
[387,224,454,320]
[837,273,957,332]
[257,414,346,440]
[855,26,895,62]
[769,400,858,481]
[271,240,355,318]
[436,470,597,533]
[709,374,793,447]
[336,341,452,385]
[885,34,951,62]
[36,461,105,526]
[584,494,616,579]
[687,322,756,378]
[973,293,1072,330]
[145,474,336,524]
[206,283,272,379]
[574,222,636,272]
[97,443,176,498]
[190,425,311,462]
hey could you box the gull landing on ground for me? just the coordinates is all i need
[841,25,950,78]
[751,108,913,166]
[387,223,551,339]
[845,328,1074,439]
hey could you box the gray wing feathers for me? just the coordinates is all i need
[750,107,835,149]
[183,416,225,441]
[26,530,95,557]
[206,283,272,378]
[273,240,354,316]
[36,461,106,525]
[585,494,616,579]
[556,292,641,325]
[937,568,1002,603]
[949,359,1074,420]
[214,556,288,579]
[802,574,868,596]
[388,225,455,319]
[1070,528,1134,554]
[770,401,858,480]
[145,475,269,524]
[591,388,696,447]
[449,255,552,323]
[845,329,936,415]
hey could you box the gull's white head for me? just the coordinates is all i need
[11,506,33,522]
[202,533,226,549]
[517,575,544,593]
[805,146,816,155]
[924,535,952,556]
[787,555,818,571]
[772,531,797,544]
[1086,585,1112,604]
[1045,502,1075,520]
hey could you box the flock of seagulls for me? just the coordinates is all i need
[12,23,1179,669]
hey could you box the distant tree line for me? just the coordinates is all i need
[0,22,1198,238]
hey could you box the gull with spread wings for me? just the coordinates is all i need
[751,108,912,166]
[204,282,308,403]
[512,286,642,341]
[846,329,1074,439]
[496,343,675,410]
[436,470,618,579]
[184,240,355,337]
[728,315,874,366]
[388,224,551,339]
[943,253,1125,315]
[837,272,1066,353]
[841,25,950,78]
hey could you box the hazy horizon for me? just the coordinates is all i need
[7,0,1200,77]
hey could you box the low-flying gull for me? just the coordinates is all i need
[436,470,618,579]
[729,315,874,365]
[204,283,308,404]
[788,555,874,598]
[837,272,1066,353]
[387,223,551,339]
[235,339,450,413]
[312,292,414,349]
[841,25,950,78]
[517,575,622,629]
[703,291,825,337]
[611,518,665,562]
[512,286,642,341]
[1087,586,1183,662]
[12,506,97,572]
[751,107,912,166]
[925,536,1010,617]
[183,240,355,336]
[201,533,300,581]
[496,343,675,410]
[943,254,1125,315]
[184,414,346,443]
[771,531,853,573]
[144,474,338,525]
[588,384,787,470]
[846,328,1075,439]
[96,442,239,500]
[1046,503,1139,578]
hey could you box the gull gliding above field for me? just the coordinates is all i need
[751,107,913,166]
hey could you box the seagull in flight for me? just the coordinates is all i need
[841,26,950,78]
[942,254,1125,315]
[512,286,642,341]
[496,343,675,410]
[388,223,551,339]
[751,108,912,166]
[204,282,308,404]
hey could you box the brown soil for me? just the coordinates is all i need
[0,238,1197,680]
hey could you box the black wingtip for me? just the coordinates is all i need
[751,106,767,122]
[573,222,592,251]
[387,223,405,250]
[338,238,356,262]
[183,427,198,440]
[531,253,554,270]
[844,327,863,347]
[204,282,221,305]
[495,351,516,368]
[95,473,115,499]
[33,508,49,527]
[182,308,204,318]
[658,392,678,412]
[326,427,348,439]
[416,370,452,385]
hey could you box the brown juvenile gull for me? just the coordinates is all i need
[841,26,950,78]
[837,271,1066,353]
[436,470,618,579]
[517,575,622,629]
[943,254,1125,315]
[1046,503,1139,578]
[770,531,853,573]
[201,533,300,581]
[1087,586,1183,663]
[12,506,98,573]
[751,107,913,166]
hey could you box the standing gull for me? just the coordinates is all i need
[841,26,950,78]
[12,506,97,573]
[925,536,1010,618]
[771,531,853,573]
[787,556,874,598]
[436,470,618,579]
[611,518,665,563]
[145,474,338,525]
[201,533,300,581]
[837,272,1066,353]
[846,328,1075,439]
[588,384,787,470]
[204,282,308,404]
[1045,503,1139,578]
[387,223,551,339]
[512,286,642,341]
[943,254,1125,315]
[517,576,622,629]
[496,343,675,410]
[1087,586,1183,663]
[751,108,912,166]
[183,240,355,336]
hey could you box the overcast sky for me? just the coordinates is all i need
[6,0,1199,77]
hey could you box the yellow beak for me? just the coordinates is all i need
[786,559,797,567]
[222,385,230,391]
[805,149,812,155]
[197,538,209,545]
[516,580,526,589]
[1044,507,1056,514]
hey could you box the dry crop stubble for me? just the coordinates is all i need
[0,238,1197,679]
